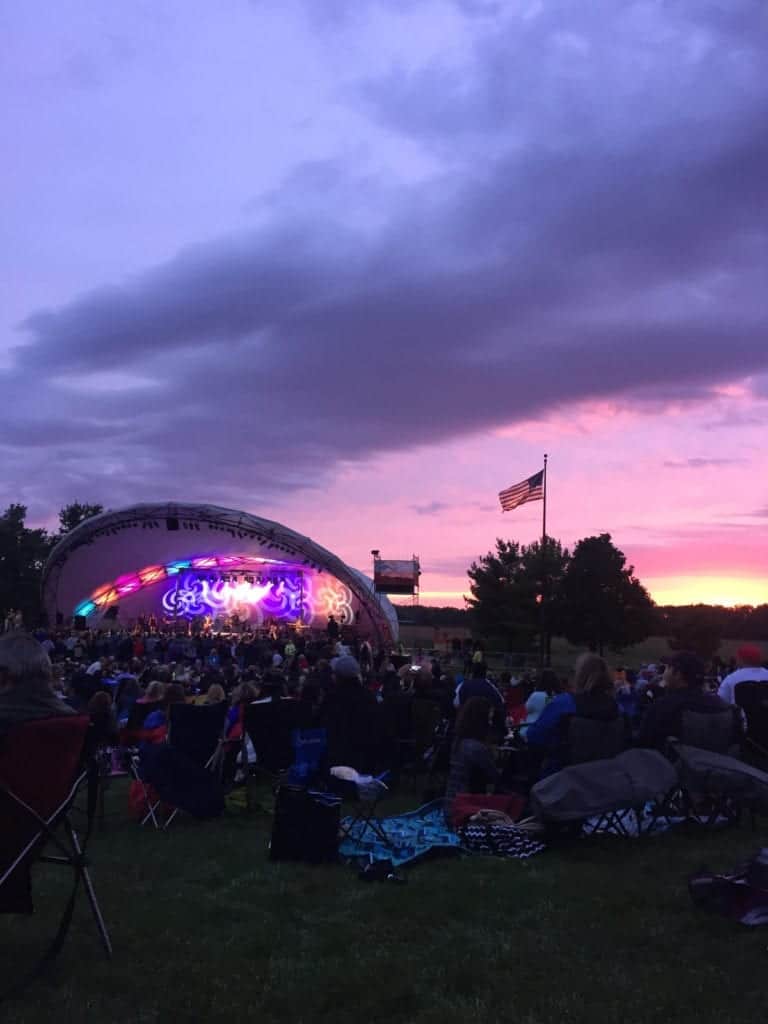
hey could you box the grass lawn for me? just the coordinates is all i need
[2,780,767,1024]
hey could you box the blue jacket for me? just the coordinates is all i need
[526,691,619,759]
[525,693,576,751]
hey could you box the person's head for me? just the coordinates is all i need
[412,667,433,693]
[205,683,226,704]
[232,681,258,704]
[736,644,763,669]
[454,697,493,746]
[144,680,166,702]
[538,667,561,695]
[663,652,705,690]
[164,683,186,705]
[470,661,487,681]
[0,632,53,692]
[332,655,361,685]
[572,653,613,695]
[87,691,113,716]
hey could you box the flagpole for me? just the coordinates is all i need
[542,453,548,545]
[541,453,549,669]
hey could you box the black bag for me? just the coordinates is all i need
[269,786,341,864]
[689,849,768,926]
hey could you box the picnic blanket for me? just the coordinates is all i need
[339,799,462,867]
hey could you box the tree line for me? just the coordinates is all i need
[402,535,768,658]
[0,503,104,622]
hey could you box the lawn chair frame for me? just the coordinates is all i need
[0,721,112,1000]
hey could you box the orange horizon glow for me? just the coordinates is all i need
[644,576,768,608]
[397,576,768,609]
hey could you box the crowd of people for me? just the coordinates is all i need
[2,617,766,808]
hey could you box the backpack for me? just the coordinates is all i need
[269,786,341,863]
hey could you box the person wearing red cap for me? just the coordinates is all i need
[718,645,768,705]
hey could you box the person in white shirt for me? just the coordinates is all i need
[718,645,768,705]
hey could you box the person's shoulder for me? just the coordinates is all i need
[547,692,574,710]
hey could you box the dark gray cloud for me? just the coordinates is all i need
[4,0,768,512]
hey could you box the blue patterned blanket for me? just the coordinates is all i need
[340,799,462,867]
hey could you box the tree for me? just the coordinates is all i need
[0,504,51,625]
[57,502,103,537]
[667,606,722,659]
[559,533,658,655]
[466,536,569,653]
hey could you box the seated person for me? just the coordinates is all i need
[523,668,560,728]
[502,672,527,725]
[203,683,226,705]
[525,653,618,770]
[718,645,768,705]
[140,683,187,744]
[87,690,118,747]
[225,681,258,739]
[322,656,382,774]
[114,676,140,725]
[445,697,500,804]
[0,632,76,736]
[137,679,166,704]
[637,651,739,752]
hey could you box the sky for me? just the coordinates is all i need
[2,0,768,608]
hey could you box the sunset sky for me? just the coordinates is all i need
[3,1,767,608]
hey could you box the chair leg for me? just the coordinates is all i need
[98,781,106,831]
[131,757,161,828]
[67,821,113,959]
[162,808,179,829]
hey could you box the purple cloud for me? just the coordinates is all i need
[3,0,768,518]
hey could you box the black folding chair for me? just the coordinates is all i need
[734,681,768,765]
[243,700,299,808]
[0,716,112,999]
[667,710,746,828]
[566,717,634,836]
[144,702,228,829]
[566,715,628,765]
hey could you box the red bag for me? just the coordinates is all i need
[128,779,171,821]
[450,793,524,830]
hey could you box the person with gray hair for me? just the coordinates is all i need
[0,631,76,735]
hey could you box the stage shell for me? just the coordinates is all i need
[42,503,399,645]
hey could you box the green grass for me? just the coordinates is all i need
[2,781,767,1024]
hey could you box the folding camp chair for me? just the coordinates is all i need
[529,748,678,840]
[119,699,165,746]
[734,682,768,765]
[670,741,768,830]
[668,711,748,828]
[0,716,112,996]
[424,717,452,794]
[138,702,228,829]
[244,699,298,788]
[335,774,393,850]
[121,702,169,830]
[680,709,739,756]
[566,715,628,765]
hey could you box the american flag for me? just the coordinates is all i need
[498,469,544,512]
